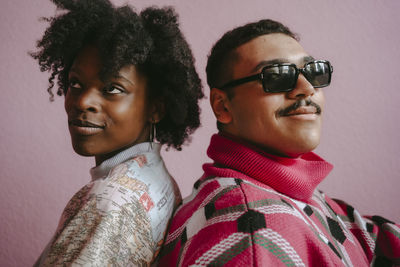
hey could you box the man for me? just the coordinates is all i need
[159,19,400,266]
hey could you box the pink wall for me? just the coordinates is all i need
[1,0,399,265]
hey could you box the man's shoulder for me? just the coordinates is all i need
[167,175,291,232]
[159,176,292,265]
[167,177,240,228]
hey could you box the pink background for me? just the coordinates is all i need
[1,0,399,265]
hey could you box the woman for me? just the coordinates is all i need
[31,0,203,265]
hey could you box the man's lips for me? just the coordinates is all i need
[278,99,321,117]
[284,106,317,116]
[68,119,105,135]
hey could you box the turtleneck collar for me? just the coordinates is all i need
[202,134,333,201]
[90,142,161,181]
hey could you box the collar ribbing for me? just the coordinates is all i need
[203,134,333,201]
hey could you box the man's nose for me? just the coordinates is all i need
[286,74,315,99]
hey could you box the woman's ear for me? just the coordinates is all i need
[210,88,233,124]
[149,98,165,123]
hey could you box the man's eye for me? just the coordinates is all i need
[104,85,124,94]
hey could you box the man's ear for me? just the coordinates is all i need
[210,88,233,124]
[149,98,165,123]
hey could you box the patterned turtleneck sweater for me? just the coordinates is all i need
[160,134,400,266]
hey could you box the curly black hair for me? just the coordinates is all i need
[206,19,298,90]
[31,0,204,150]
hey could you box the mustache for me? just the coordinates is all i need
[277,98,321,117]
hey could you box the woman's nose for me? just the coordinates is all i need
[66,86,101,113]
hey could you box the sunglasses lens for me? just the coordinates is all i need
[304,61,331,87]
[262,65,296,92]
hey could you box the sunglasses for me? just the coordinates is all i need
[220,60,333,93]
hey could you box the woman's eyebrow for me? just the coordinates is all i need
[114,74,134,86]
[68,67,80,75]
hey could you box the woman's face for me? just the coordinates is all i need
[65,45,151,165]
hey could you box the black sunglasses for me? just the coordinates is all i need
[220,60,333,93]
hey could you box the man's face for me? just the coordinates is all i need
[215,33,325,157]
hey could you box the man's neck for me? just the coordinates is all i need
[219,131,306,159]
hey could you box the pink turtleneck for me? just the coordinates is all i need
[203,133,333,201]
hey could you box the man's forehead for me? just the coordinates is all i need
[233,33,310,71]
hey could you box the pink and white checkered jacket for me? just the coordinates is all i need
[159,134,400,266]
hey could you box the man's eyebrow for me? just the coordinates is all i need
[252,59,288,72]
[302,55,315,64]
[252,56,316,72]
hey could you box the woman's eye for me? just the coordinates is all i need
[104,85,124,94]
[68,80,82,90]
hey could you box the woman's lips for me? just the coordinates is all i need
[68,119,104,135]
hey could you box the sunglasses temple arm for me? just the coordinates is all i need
[220,73,262,90]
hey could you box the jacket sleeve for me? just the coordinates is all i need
[330,198,400,266]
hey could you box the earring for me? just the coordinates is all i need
[149,122,156,149]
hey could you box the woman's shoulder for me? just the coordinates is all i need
[106,150,170,187]
[103,149,180,210]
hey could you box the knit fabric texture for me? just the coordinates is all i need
[159,134,400,266]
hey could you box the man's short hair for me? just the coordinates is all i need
[206,19,298,131]
[206,19,298,90]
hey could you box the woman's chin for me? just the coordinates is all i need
[71,143,96,157]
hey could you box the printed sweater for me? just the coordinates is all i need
[160,134,400,266]
[35,142,181,266]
